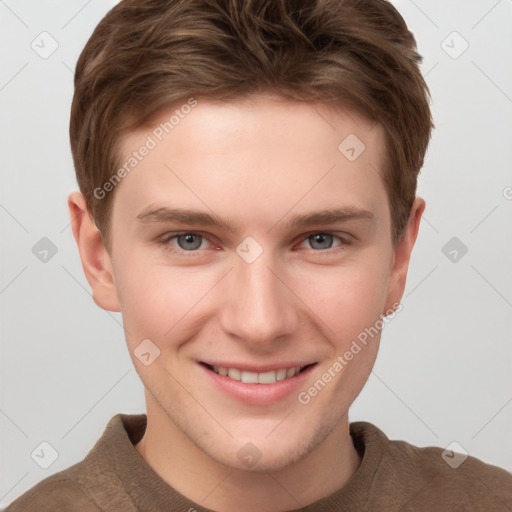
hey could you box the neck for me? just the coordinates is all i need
[135,396,361,512]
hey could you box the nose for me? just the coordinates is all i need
[218,254,299,350]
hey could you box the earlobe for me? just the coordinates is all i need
[67,191,121,312]
[383,197,425,313]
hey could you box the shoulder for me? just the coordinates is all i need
[352,421,512,510]
[4,470,101,512]
[389,435,512,509]
[5,414,144,512]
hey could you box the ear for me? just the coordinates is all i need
[384,197,425,313]
[68,191,120,312]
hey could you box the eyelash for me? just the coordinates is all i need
[156,231,351,257]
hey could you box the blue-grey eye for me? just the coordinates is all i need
[176,233,203,250]
[308,233,334,250]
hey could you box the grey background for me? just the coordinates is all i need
[1,0,511,506]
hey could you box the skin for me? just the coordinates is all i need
[69,94,424,512]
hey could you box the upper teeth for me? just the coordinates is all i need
[212,366,305,384]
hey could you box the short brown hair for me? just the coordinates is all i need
[70,0,433,252]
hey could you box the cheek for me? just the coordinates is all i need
[295,260,387,410]
[113,255,209,347]
[293,255,389,338]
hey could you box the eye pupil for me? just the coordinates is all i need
[177,234,202,250]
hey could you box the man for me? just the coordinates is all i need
[7,0,512,510]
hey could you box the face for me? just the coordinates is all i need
[91,94,415,471]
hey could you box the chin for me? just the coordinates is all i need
[204,424,323,474]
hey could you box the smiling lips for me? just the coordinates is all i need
[202,363,315,384]
[201,361,317,405]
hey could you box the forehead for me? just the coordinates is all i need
[112,94,389,231]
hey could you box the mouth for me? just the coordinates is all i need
[200,362,317,384]
[199,360,318,405]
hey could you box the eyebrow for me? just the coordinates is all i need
[286,207,374,228]
[136,207,234,231]
[136,206,374,231]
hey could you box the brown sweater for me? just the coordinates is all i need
[6,414,512,511]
